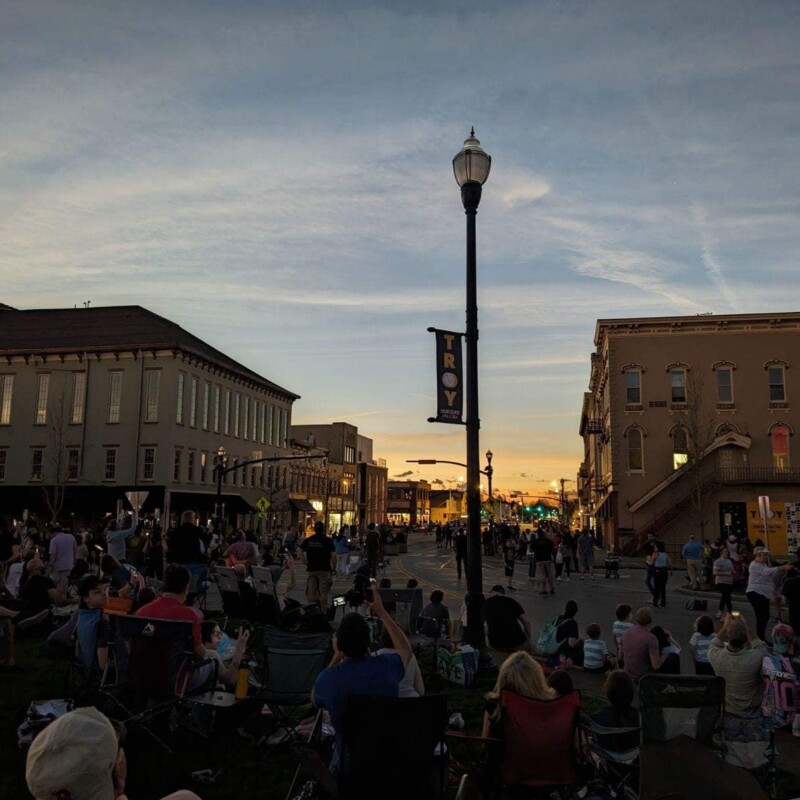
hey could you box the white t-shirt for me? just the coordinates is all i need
[747,560,779,599]
[376,648,422,698]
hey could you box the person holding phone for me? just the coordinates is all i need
[746,548,793,640]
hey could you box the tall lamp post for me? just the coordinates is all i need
[485,449,494,500]
[453,129,491,652]
[213,445,228,530]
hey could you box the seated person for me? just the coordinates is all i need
[135,565,205,661]
[26,706,201,800]
[552,600,581,667]
[482,651,556,738]
[224,529,259,569]
[75,576,111,675]
[100,554,145,600]
[190,621,250,690]
[591,669,640,753]
[547,667,574,697]
[651,625,681,674]
[17,558,78,612]
[312,587,411,772]
[376,627,425,698]
[485,585,530,651]
[583,623,616,674]
[419,590,451,638]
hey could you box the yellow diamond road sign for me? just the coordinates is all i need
[255,496,271,513]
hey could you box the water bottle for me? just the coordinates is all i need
[235,660,250,700]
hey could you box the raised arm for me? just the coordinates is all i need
[370,584,412,667]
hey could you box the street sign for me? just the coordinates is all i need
[255,496,271,514]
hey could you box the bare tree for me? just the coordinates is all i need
[42,389,70,523]
[672,370,719,539]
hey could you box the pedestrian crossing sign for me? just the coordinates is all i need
[255,496,271,514]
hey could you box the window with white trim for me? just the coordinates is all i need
[769,366,786,402]
[200,451,207,483]
[71,372,87,424]
[187,450,195,482]
[108,372,123,423]
[673,428,689,470]
[189,377,198,427]
[35,374,50,424]
[176,373,185,424]
[716,367,733,404]
[0,375,13,425]
[627,429,644,472]
[67,448,80,481]
[202,382,210,430]
[145,370,161,423]
[670,369,687,404]
[104,448,117,481]
[224,390,231,435]
[142,447,156,480]
[252,400,259,441]
[214,386,221,433]
[0,449,6,481]
[242,396,249,440]
[234,393,241,437]
[625,371,641,405]
[31,449,43,481]
[772,424,791,469]
[173,448,182,481]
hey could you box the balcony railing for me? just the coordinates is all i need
[717,467,800,484]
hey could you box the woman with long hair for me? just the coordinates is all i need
[482,651,555,737]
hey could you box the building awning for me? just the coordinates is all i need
[592,491,615,520]
[290,498,317,514]
[170,491,254,515]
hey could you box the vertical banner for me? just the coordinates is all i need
[430,328,464,424]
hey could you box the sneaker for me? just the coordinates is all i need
[564,576,571,581]
[556,576,562,582]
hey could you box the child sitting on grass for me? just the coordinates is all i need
[612,604,633,666]
[688,614,715,675]
[583,623,617,673]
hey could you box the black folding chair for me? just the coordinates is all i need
[251,565,281,625]
[101,615,215,753]
[260,627,332,745]
[339,694,449,800]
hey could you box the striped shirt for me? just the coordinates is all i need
[583,638,610,670]
[689,632,715,663]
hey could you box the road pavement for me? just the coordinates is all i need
[380,532,756,673]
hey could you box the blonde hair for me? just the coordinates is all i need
[486,652,555,721]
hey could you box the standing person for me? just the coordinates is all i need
[444,525,453,550]
[707,613,770,770]
[334,532,351,577]
[453,526,467,580]
[47,525,77,591]
[106,510,138,563]
[642,532,657,599]
[649,542,671,609]
[532,529,556,597]
[142,525,164,580]
[300,521,336,615]
[713,546,735,619]
[365,523,380,579]
[282,525,299,557]
[681,533,704,590]
[166,510,205,565]
[745,547,793,641]
[577,529,595,582]
[561,529,577,575]
[503,536,517,591]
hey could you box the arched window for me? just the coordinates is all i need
[673,428,689,470]
[627,428,644,472]
[771,423,791,469]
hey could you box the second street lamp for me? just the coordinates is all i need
[453,129,491,653]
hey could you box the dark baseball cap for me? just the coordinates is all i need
[77,575,109,598]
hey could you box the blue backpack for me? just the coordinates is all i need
[536,616,565,656]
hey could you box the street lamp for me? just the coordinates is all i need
[485,449,494,501]
[214,446,228,529]
[453,128,491,652]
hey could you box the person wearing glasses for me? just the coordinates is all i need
[190,621,250,690]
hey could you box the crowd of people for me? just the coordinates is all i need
[4,509,800,797]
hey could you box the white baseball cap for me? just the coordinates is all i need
[26,707,118,800]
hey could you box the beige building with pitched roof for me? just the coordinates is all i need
[0,304,300,529]
[577,312,800,556]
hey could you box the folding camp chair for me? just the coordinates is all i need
[339,693,449,800]
[251,565,281,625]
[260,627,332,745]
[637,674,767,800]
[101,615,216,753]
[448,690,582,799]
[580,712,640,800]
[184,563,209,610]
[215,565,258,620]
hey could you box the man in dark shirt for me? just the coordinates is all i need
[782,561,800,632]
[365,523,380,578]
[532,530,556,597]
[485,584,530,650]
[167,510,206,564]
[454,527,468,580]
[419,590,451,638]
[301,521,336,614]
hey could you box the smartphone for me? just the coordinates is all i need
[731,611,742,618]
[333,595,346,607]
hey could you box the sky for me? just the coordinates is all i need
[2,1,800,498]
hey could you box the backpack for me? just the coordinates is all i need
[762,653,800,727]
[536,616,566,656]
